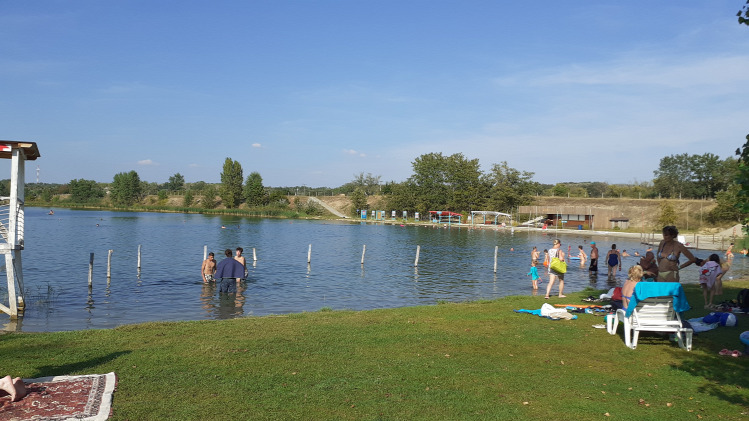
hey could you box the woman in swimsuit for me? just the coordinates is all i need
[656,225,696,282]
[605,244,621,280]
[544,239,566,299]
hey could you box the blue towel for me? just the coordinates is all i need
[625,282,691,317]
[514,308,542,316]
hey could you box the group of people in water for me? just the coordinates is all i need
[530,225,735,308]
[201,247,249,293]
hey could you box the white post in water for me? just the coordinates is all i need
[307,244,312,264]
[138,245,142,269]
[203,245,207,261]
[252,248,257,262]
[88,253,94,287]
[107,249,113,278]
[361,244,366,265]
[414,245,420,267]
[494,246,498,273]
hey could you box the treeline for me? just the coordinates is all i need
[11,147,746,225]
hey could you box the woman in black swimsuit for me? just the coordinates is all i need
[605,244,621,280]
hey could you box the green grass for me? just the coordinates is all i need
[1,281,748,420]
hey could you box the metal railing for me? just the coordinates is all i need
[0,196,24,247]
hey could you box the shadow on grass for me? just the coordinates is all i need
[670,350,748,407]
[31,351,131,378]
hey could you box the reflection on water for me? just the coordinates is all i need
[0,207,746,332]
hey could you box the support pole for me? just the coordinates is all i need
[88,253,94,287]
[361,244,366,265]
[203,245,207,261]
[138,245,142,269]
[494,246,498,273]
[414,245,420,267]
[252,247,257,262]
[107,249,113,278]
[307,244,312,264]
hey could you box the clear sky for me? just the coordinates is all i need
[1,1,747,187]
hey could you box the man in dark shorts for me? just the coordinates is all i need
[589,241,599,273]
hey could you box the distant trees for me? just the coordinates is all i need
[110,171,143,206]
[219,158,243,208]
[69,179,104,203]
[484,161,538,212]
[243,172,267,206]
[164,173,185,192]
[652,153,735,199]
[384,153,537,215]
[349,188,367,215]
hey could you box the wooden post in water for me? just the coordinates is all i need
[138,245,142,269]
[414,245,420,267]
[361,245,366,265]
[88,253,94,287]
[107,250,113,279]
[252,248,257,262]
[307,244,312,264]
[494,246,498,273]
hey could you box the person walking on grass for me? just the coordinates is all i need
[545,239,566,299]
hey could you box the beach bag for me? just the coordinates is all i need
[611,287,622,301]
[737,289,749,309]
[550,257,567,274]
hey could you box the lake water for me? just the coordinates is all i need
[1,207,746,332]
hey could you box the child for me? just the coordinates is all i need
[527,260,543,290]
[542,249,549,267]
[620,265,644,309]
[698,254,722,309]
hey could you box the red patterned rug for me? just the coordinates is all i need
[0,372,117,420]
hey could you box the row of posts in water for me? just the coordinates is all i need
[87,244,506,286]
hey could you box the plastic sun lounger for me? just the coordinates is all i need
[606,296,693,351]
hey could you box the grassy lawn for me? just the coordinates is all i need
[1,280,748,420]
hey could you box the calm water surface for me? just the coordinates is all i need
[1,207,746,332]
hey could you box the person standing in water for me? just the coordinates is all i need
[577,245,587,267]
[606,244,622,280]
[234,247,247,282]
[201,252,216,283]
[544,239,566,299]
[589,242,599,274]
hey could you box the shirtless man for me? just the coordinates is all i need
[235,247,247,282]
[726,243,734,260]
[531,246,540,265]
[577,245,587,267]
[589,242,599,273]
[0,375,26,402]
[201,252,216,283]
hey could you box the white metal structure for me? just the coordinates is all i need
[470,211,512,226]
[0,141,40,319]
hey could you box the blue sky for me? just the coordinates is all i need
[1,1,747,187]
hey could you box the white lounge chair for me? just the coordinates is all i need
[606,283,693,351]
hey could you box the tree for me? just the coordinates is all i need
[349,188,367,216]
[657,201,678,227]
[219,158,243,208]
[69,179,104,203]
[201,185,218,209]
[165,173,185,192]
[739,0,749,25]
[243,171,266,207]
[483,162,537,212]
[653,153,733,199]
[407,152,484,213]
[707,184,745,224]
[736,134,749,234]
[183,189,194,207]
[110,171,142,206]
